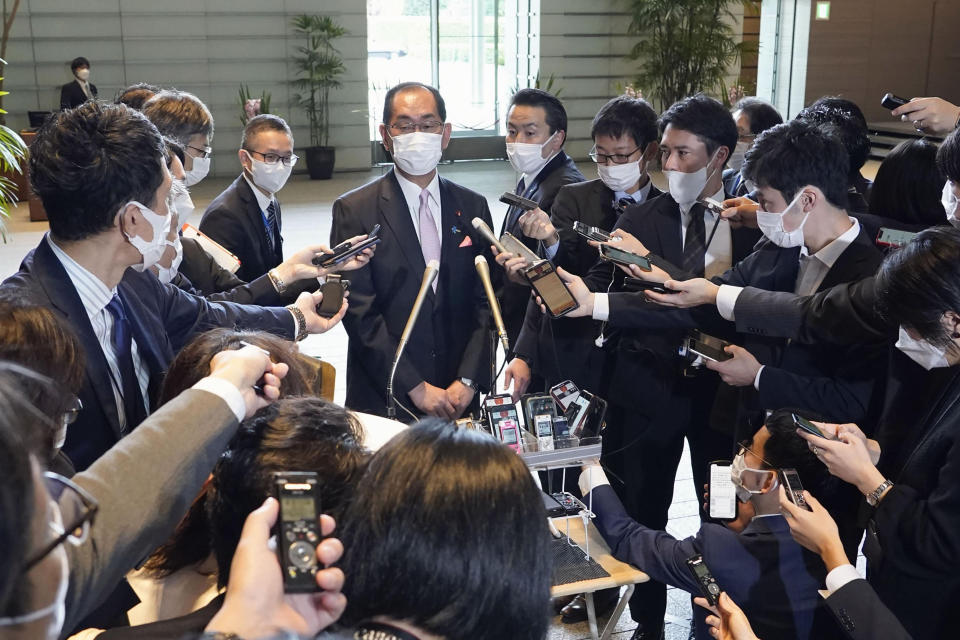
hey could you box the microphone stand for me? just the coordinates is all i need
[386,260,439,420]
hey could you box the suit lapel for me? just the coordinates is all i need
[237,176,274,261]
[818,227,880,291]
[33,239,123,437]
[653,196,684,263]
[379,169,430,274]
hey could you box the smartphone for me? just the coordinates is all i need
[573,221,611,242]
[599,244,652,271]
[686,554,722,607]
[685,331,733,363]
[500,232,540,263]
[549,380,580,411]
[273,471,322,593]
[876,227,918,249]
[623,277,679,295]
[551,491,588,516]
[497,418,522,452]
[499,191,540,211]
[524,260,579,317]
[522,394,558,451]
[881,93,909,110]
[779,468,813,512]
[792,413,834,440]
[565,390,606,440]
[483,394,522,451]
[316,275,348,318]
[708,461,737,520]
[315,233,381,268]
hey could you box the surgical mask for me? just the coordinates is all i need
[390,131,443,176]
[75,68,90,81]
[756,193,808,248]
[598,160,644,193]
[183,156,210,187]
[156,237,183,285]
[942,180,959,229]
[731,451,777,503]
[664,151,720,207]
[895,325,951,370]
[506,131,557,176]
[729,140,749,172]
[245,153,293,195]
[123,201,171,272]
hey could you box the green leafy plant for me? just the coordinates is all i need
[238,85,272,126]
[0,60,27,241]
[290,14,347,148]
[0,0,21,123]
[624,0,757,110]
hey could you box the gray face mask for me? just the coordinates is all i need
[730,450,777,503]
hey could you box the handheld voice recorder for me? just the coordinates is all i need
[273,471,322,593]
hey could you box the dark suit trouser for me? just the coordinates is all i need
[603,374,732,628]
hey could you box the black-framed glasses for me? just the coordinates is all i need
[735,440,773,469]
[737,133,757,144]
[61,396,82,429]
[245,149,299,167]
[23,473,98,572]
[388,120,445,135]
[186,145,212,158]
[589,145,641,165]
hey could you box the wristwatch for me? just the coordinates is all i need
[865,479,894,507]
[459,377,477,391]
[286,304,309,341]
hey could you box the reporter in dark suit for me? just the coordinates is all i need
[1,103,344,470]
[331,82,492,420]
[200,115,295,283]
[722,97,782,198]
[496,89,585,349]
[59,56,97,110]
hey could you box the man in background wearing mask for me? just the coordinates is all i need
[200,115,295,283]
[330,82,494,420]
[59,57,97,110]
[142,89,215,189]
[722,97,782,198]
[495,88,584,352]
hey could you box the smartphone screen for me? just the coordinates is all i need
[601,244,652,271]
[526,261,578,317]
[498,419,519,444]
[709,462,737,520]
[549,380,580,411]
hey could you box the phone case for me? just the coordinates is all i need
[500,232,540,263]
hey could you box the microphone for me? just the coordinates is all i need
[475,255,509,353]
[387,259,440,419]
[471,217,507,255]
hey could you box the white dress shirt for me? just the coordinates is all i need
[47,236,150,432]
[395,171,443,251]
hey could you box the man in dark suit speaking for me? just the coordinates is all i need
[331,82,492,419]
[60,56,97,110]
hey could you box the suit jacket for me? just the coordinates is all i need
[496,151,585,349]
[60,79,97,110]
[174,236,291,306]
[63,389,237,633]
[96,594,223,640]
[722,168,751,198]
[589,484,839,640]
[330,169,492,417]
[1,236,293,470]
[199,176,284,283]
[826,579,912,640]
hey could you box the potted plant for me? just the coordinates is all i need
[0,60,28,240]
[238,85,272,126]
[290,14,347,180]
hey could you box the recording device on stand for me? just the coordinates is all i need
[881,92,910,110]
[551,491,589,516]
[525,260,579,317]
[471,217,508,255]
[550,380,580,411]
[499,191,541,211]
[679,330,733,369]
[316,274,349,318]
[708,461,737,521]
[548,380,606,441]
[779,468,813,511]
[313,225,381,268]
[483,394,523,452]
[273,472,322,593]
[474,255,510,353]
[573,221,611,242]
[455,415,489,434]
[687,554,722,607]
[386,260,440,420]
[522,393,558,451]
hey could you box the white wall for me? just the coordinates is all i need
[1,0,370,175]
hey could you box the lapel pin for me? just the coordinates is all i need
[451,225,460,235]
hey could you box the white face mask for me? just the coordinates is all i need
[245,153,293,194]
[730,451,777,503]
[390,131,443,176]
[184,155,210,187]
[506,131,557,176]
[597,159,645,193]
[729,140,749,172]
[156,237,183,285]
[664,151,720,207]
[75,68,90,82]
[895,325,951,370]
[942,180,959,229]
[123,201,171,272]
[756,193,809,249]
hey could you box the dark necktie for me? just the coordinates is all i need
[105,295,147,431]
[681,203,707,277]
[265,200,278,252]
[506,177,526,232]
[614,197,634,216]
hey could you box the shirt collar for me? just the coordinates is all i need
[45,234,115,319]
[614,178,654,205]
[395,170,441,209]
[801,217,860,267]
[242,174,275,213]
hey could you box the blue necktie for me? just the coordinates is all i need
[265,201,278,252]
[105,296,147,431]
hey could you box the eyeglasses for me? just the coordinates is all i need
[735,440,773,469]
[61,396,82,429]
[737,133,757,144]
[388,120,445,135]
[23,472,99,572]
[186,145,212,159]
[244,149,299,167]
[589,145,641,165]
